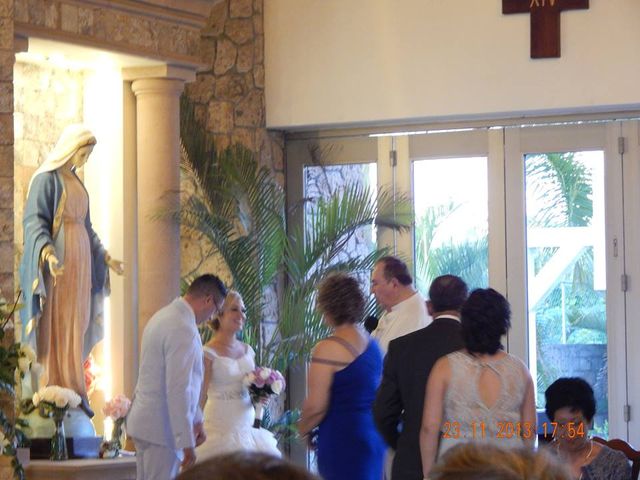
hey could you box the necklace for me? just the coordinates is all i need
[557,439,593,480]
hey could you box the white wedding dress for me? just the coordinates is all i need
[196,344,280,462]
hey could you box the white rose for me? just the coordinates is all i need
[271,380,283,395]
[54,394,67,408]
[259,369,271,381]
[66,389,81,409]
[20,344,37,363]
[18,357,30,373]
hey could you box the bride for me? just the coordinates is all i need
[196,290,280,461]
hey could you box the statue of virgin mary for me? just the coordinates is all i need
[19,124,123,418]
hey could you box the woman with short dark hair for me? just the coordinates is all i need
[545,377,631,480]
[297,272,385,480]
[420,288,537,478]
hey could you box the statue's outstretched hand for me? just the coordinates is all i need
[46,253,64,283]
[105,255,124,275]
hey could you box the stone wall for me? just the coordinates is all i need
[13,0,202,65]
[0,0,14,300]
[0,3,14,477]
[185,0,283,181]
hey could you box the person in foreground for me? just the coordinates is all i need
[298,272,385,480]
[544,377,631,480]
[127,274,227,480]
[419,288,537,478]
[374,274,467,480]
[19,124,123,417]
[196,290,280,461]
[177,452,318,480]
[430,442,571,480]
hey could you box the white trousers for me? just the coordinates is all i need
[133,437,181,480]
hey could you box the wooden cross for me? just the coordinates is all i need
[503,0,589,58]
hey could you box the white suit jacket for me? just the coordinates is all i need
[127,298,204,450]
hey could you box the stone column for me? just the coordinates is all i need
[131,77,184,337]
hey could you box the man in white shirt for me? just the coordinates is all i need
[127,274,227,480]
[370,256,431,355]
[370,256,431,480]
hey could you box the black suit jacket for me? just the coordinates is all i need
[373,316,464,480]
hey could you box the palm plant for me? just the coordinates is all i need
[270,184,410,370]
[525,152,603,341]
[414,202,488,293]
[179,95,411,367]
[179,96,286,363]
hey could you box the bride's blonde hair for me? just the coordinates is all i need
[211,290,242,331]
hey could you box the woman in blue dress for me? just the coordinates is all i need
[298,272,385,480]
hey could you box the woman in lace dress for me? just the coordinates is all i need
[545,377,631,480]
[196,290,280,462]
[420,288,537,478]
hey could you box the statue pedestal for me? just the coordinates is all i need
[25,456,136,480]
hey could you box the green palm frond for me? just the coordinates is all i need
[526,152,592,228]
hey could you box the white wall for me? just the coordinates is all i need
[264,0,640,129]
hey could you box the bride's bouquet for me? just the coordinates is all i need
[243,366,286,429]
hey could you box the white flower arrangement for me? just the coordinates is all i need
[33,386,81,410]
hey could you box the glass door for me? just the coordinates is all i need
[620,120,640,446]
[400,129,498,294]
[505,123,627,439]
[285,133,378,467]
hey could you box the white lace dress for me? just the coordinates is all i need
[438,351,529,457]
[196,345,280,462]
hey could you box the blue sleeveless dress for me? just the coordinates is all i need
[317,339,385,480]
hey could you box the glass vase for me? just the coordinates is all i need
[111,419,125,453]
[50,409,68,461]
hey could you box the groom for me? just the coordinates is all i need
[127,274,227,480]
